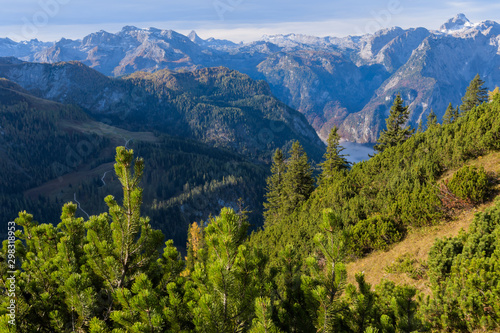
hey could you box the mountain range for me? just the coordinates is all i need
[0,57,322,160]
[1,14,499,142]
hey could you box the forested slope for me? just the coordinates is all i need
[0,78,268,250]
[1,90,499,332]
[0,58,325,161]
[0,60,331,251]
[252,92,500,264]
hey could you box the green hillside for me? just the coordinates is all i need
[1,77,500,332]
[251,92,500,264]
[0,61,330,251]
[346,151,500,291]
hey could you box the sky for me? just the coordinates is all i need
[2,0,500,43]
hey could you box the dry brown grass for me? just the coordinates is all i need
[346,151,500,293]
[440,151,500,182]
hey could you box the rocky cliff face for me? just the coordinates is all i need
[2,14,500,142]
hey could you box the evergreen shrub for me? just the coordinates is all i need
[447,165,490,203]
[349,216,402,256]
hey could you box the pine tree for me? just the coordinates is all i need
[345,274,379,333]
[189,208,262,332]
[6,212,68,332]
[460,74,488,113]
[110,273,165,332]
[301,210,349,332]
[1,205,98,332]
[263,148,286,224]
[319,126,350,184]
[282,141,315,214]
[442,103,456,125]
[156,239,192,331]
[54,203,97,331]
[249,297,283,333]
[84,146,164,319]
[273,245,315,332]
[391,286,422,332]
[374,94,414,153]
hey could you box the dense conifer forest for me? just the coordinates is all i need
[1,75,500,332]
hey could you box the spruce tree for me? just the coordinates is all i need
[442,103,455,125]
[263,148,286,224]
[453,105,460,120]
[282,141,315,214]
[460,74,488,113]
[426,109,437,128]
[319,126,350,184]
[184,222,204,275]
[374,94,414,153]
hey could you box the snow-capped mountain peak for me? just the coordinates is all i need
[440,13,473,32]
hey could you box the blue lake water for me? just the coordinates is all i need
[341,141,375,164]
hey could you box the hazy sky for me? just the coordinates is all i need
[2,0,500,42]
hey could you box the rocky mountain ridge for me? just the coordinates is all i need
[0,57,324,161]
[2,14,500,142]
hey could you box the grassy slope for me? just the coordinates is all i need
[346,151,500,293]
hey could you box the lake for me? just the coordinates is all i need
[341,141,375,164]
